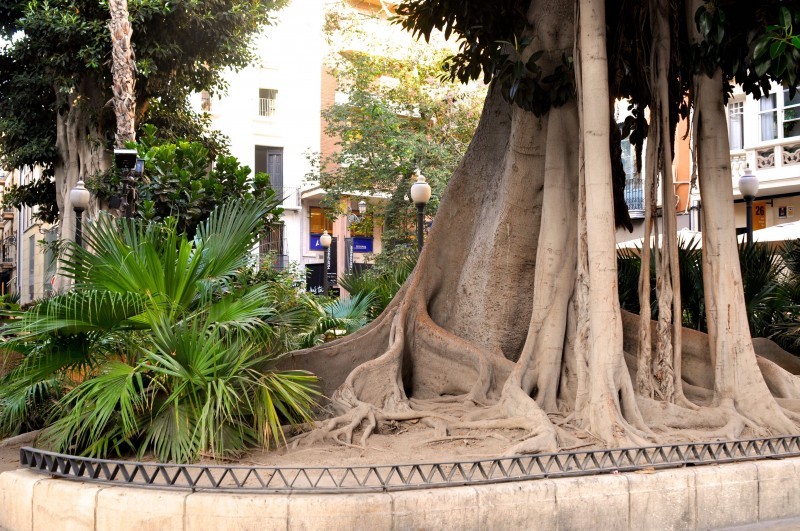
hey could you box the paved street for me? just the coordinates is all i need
[723,517,800,530]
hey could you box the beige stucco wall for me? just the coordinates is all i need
[3,458,800,530]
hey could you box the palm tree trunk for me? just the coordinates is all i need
[109,0,136,147]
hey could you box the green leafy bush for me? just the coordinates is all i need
[89,125,282,237]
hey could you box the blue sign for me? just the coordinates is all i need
[310,234,324,250]
[353,237,373,253]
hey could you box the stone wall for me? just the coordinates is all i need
[2,458,799,530]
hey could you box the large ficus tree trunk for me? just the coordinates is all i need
[280,0,800,452]
[54,77,108,290]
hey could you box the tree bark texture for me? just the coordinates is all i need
[109,0,136,147]
[53,77,109,290]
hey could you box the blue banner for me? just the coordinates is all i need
[353,237,373,253]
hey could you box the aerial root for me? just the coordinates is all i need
[636,397,746,439]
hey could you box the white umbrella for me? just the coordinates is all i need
[617,228,703,250]
[737,220,800,244]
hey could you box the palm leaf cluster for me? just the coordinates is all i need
[617,238,800,354]
[0,200,320,463]
[338,251,417,320]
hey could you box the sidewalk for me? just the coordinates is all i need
[722,517,800,530]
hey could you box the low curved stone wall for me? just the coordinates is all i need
[2,458,799,530]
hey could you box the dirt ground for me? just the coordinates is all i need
[237,423,528,468]
[0,422,554,472]
[0,443,21,474]
[0,418,759,472]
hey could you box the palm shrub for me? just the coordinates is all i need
[677,237,705,331]
[237,264,375,350]
[0,199,319,462]
[617,237,799,354]
[339,249,417,320]
[616,247,643,315]
[738,242,788,338]
[770,239,800,351]
[297,292,375,348]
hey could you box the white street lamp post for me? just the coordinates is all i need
[738,165,759,245]
[320,229,332,296]
[409,169,431,253]
[69,180,91,248]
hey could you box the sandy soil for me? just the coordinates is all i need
[0,420,760,473]
[0,423,527,474]
[236,422,527,468]
[0,443,21,474]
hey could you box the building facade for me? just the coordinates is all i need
[0,166,58,305]
[728,82,800,232]
[200,0,406,294]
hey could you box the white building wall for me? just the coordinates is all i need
[199,0,325,267]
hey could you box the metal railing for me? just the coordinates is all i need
[258,98,276,117]
[270,187,300,208]
[624,177,644,214]
[18,435,800,494]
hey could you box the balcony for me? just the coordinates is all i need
[271,187,301,208]
[258,97,276,118]
[624,176,645,219]
[731,140,800,196]
[0,238,14,270]
[2,208,13,221]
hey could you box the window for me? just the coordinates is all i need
[758,89,800,142]
[729,100,744,150]
[783,88,800,138]
[620,136,643,212]
[258,88,277,117]
[254,146,283,192]
[259,224,287,270]
[27,235,35,300]
[43,229,57,295]
[760,93,778,141]
[309,207,333,234]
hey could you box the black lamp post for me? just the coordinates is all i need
[738,164,759,245]
[347,199,369,225]
[70,180,91,247]
[410,169,431,253]
[114,148,144,218]
[320,229,332,296]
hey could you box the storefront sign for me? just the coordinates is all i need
[310,234,324,250]
[306,236,337,295]
[352,237,373,253]
[754,201,767,231]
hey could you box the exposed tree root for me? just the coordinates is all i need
[637,397,745,440]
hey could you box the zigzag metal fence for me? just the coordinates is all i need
[19,436,800,493]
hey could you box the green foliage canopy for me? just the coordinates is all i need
[312,5,485,254]
[89,125,283,236]
[396,0,800,119]
[0,0,286,219]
